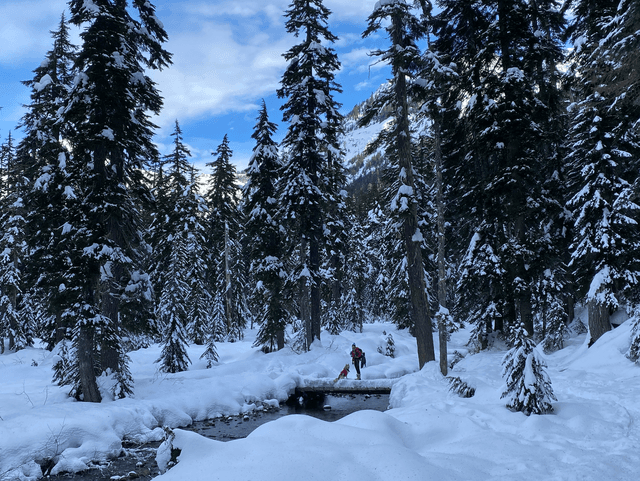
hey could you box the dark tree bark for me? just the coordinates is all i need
[434,117,448,376]
[392,14,435,369]
[588,300,611,346]
[76,326,101,403]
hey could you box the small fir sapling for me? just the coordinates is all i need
[501,322,557,415]
[377,331,396,358]
[447,376,476,398]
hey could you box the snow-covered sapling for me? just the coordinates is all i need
[628,314,640,364]
[377,331,396,358]
[501,323,556,415]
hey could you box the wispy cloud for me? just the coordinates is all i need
[0,0,69,65]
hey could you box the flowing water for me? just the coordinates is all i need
[42,394,390,481]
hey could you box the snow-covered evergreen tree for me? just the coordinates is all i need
[501,322,556,415]
[205,134,246,342]
[0,133,32,352]
[377,331,396,358]
[153,121,211,372]
[629,314,640,364]
[435,0,568,344]
[534,269,569,353]
[277,0,344,349]
[18,14,78,352]
[156,233,191,374]
[360,0,435,367]
[60,0,171,401]
[184,167,212,346]
[565,0,640,346]
[242,101,288,352]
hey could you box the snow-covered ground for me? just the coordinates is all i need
[1,310,639,481]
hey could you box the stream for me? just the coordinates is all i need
[42,393,390,481]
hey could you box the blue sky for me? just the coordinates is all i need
[0,0,391,172]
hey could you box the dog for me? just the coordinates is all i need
[333,364,350,383]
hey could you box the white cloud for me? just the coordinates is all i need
[0,0,69,65]
[150,20,292,130]
[325,0,380,21]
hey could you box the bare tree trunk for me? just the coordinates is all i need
[588,299,611,346]
[434,117,448,376]
[101,187,125,372]
[101,293,120,371]
[277,327,285,351]
[76,325,102,403]
[392,14,435,369]
[224,221,233,332]
[299,240,312,350]
[310,236,322,342]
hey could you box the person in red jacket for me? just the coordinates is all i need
[350,343,363,380]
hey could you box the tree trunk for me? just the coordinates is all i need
[434,116,448,376]
[588,299,611,346]
[101,293,120,371]
[225,221,233,332]
[76,325,102,403]
[299,240,312,350]
[310,236,322,343]
[392,13,435,368]
[277,326,285,351]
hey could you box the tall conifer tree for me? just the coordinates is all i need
[277,0,344,349]
[60,0,171,401]
[360,0,435,367]
[205,135,246,341]
[565,0,640,345]
[435,0,567,347]
[243,101,287,351]
[18,14,77,349]
[0,133,32,352]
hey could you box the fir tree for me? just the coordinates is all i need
[242,101,287,352]
[18,13,78,350]
[360,0,435,367]
[60,0,171,401]
[413,1,459,375]
[535,269,570,353]
[277,0,344,349]
[205,134,246,341]
[628,310,640,364]
[501,322,557,415]
[378,331,396,358]
[210,290,228,343]
[153,122,210,372]
[435,0,568,344]
[0,133,32,352]
[156,233,191,374]
[184,167,212,346]
[565,0,640,346]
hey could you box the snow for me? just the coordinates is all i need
[33,75,52,93]
[1,314,639,481]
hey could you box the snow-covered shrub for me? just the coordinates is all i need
[627,314,640,364]
[501,323,556,415]
[448,350,465,369]
[156,427,181,474]
[377,331,396,358]
[447,376,475,398]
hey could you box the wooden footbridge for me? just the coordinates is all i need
[293,379,397,396]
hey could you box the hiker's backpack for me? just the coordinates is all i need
[361,351,366,367]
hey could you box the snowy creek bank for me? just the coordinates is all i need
[41,394,390,481]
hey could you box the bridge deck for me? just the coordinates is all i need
[296,379,396,395]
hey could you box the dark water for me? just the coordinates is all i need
[42,394,389,481]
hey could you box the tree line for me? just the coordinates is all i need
[0,0,639,405]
